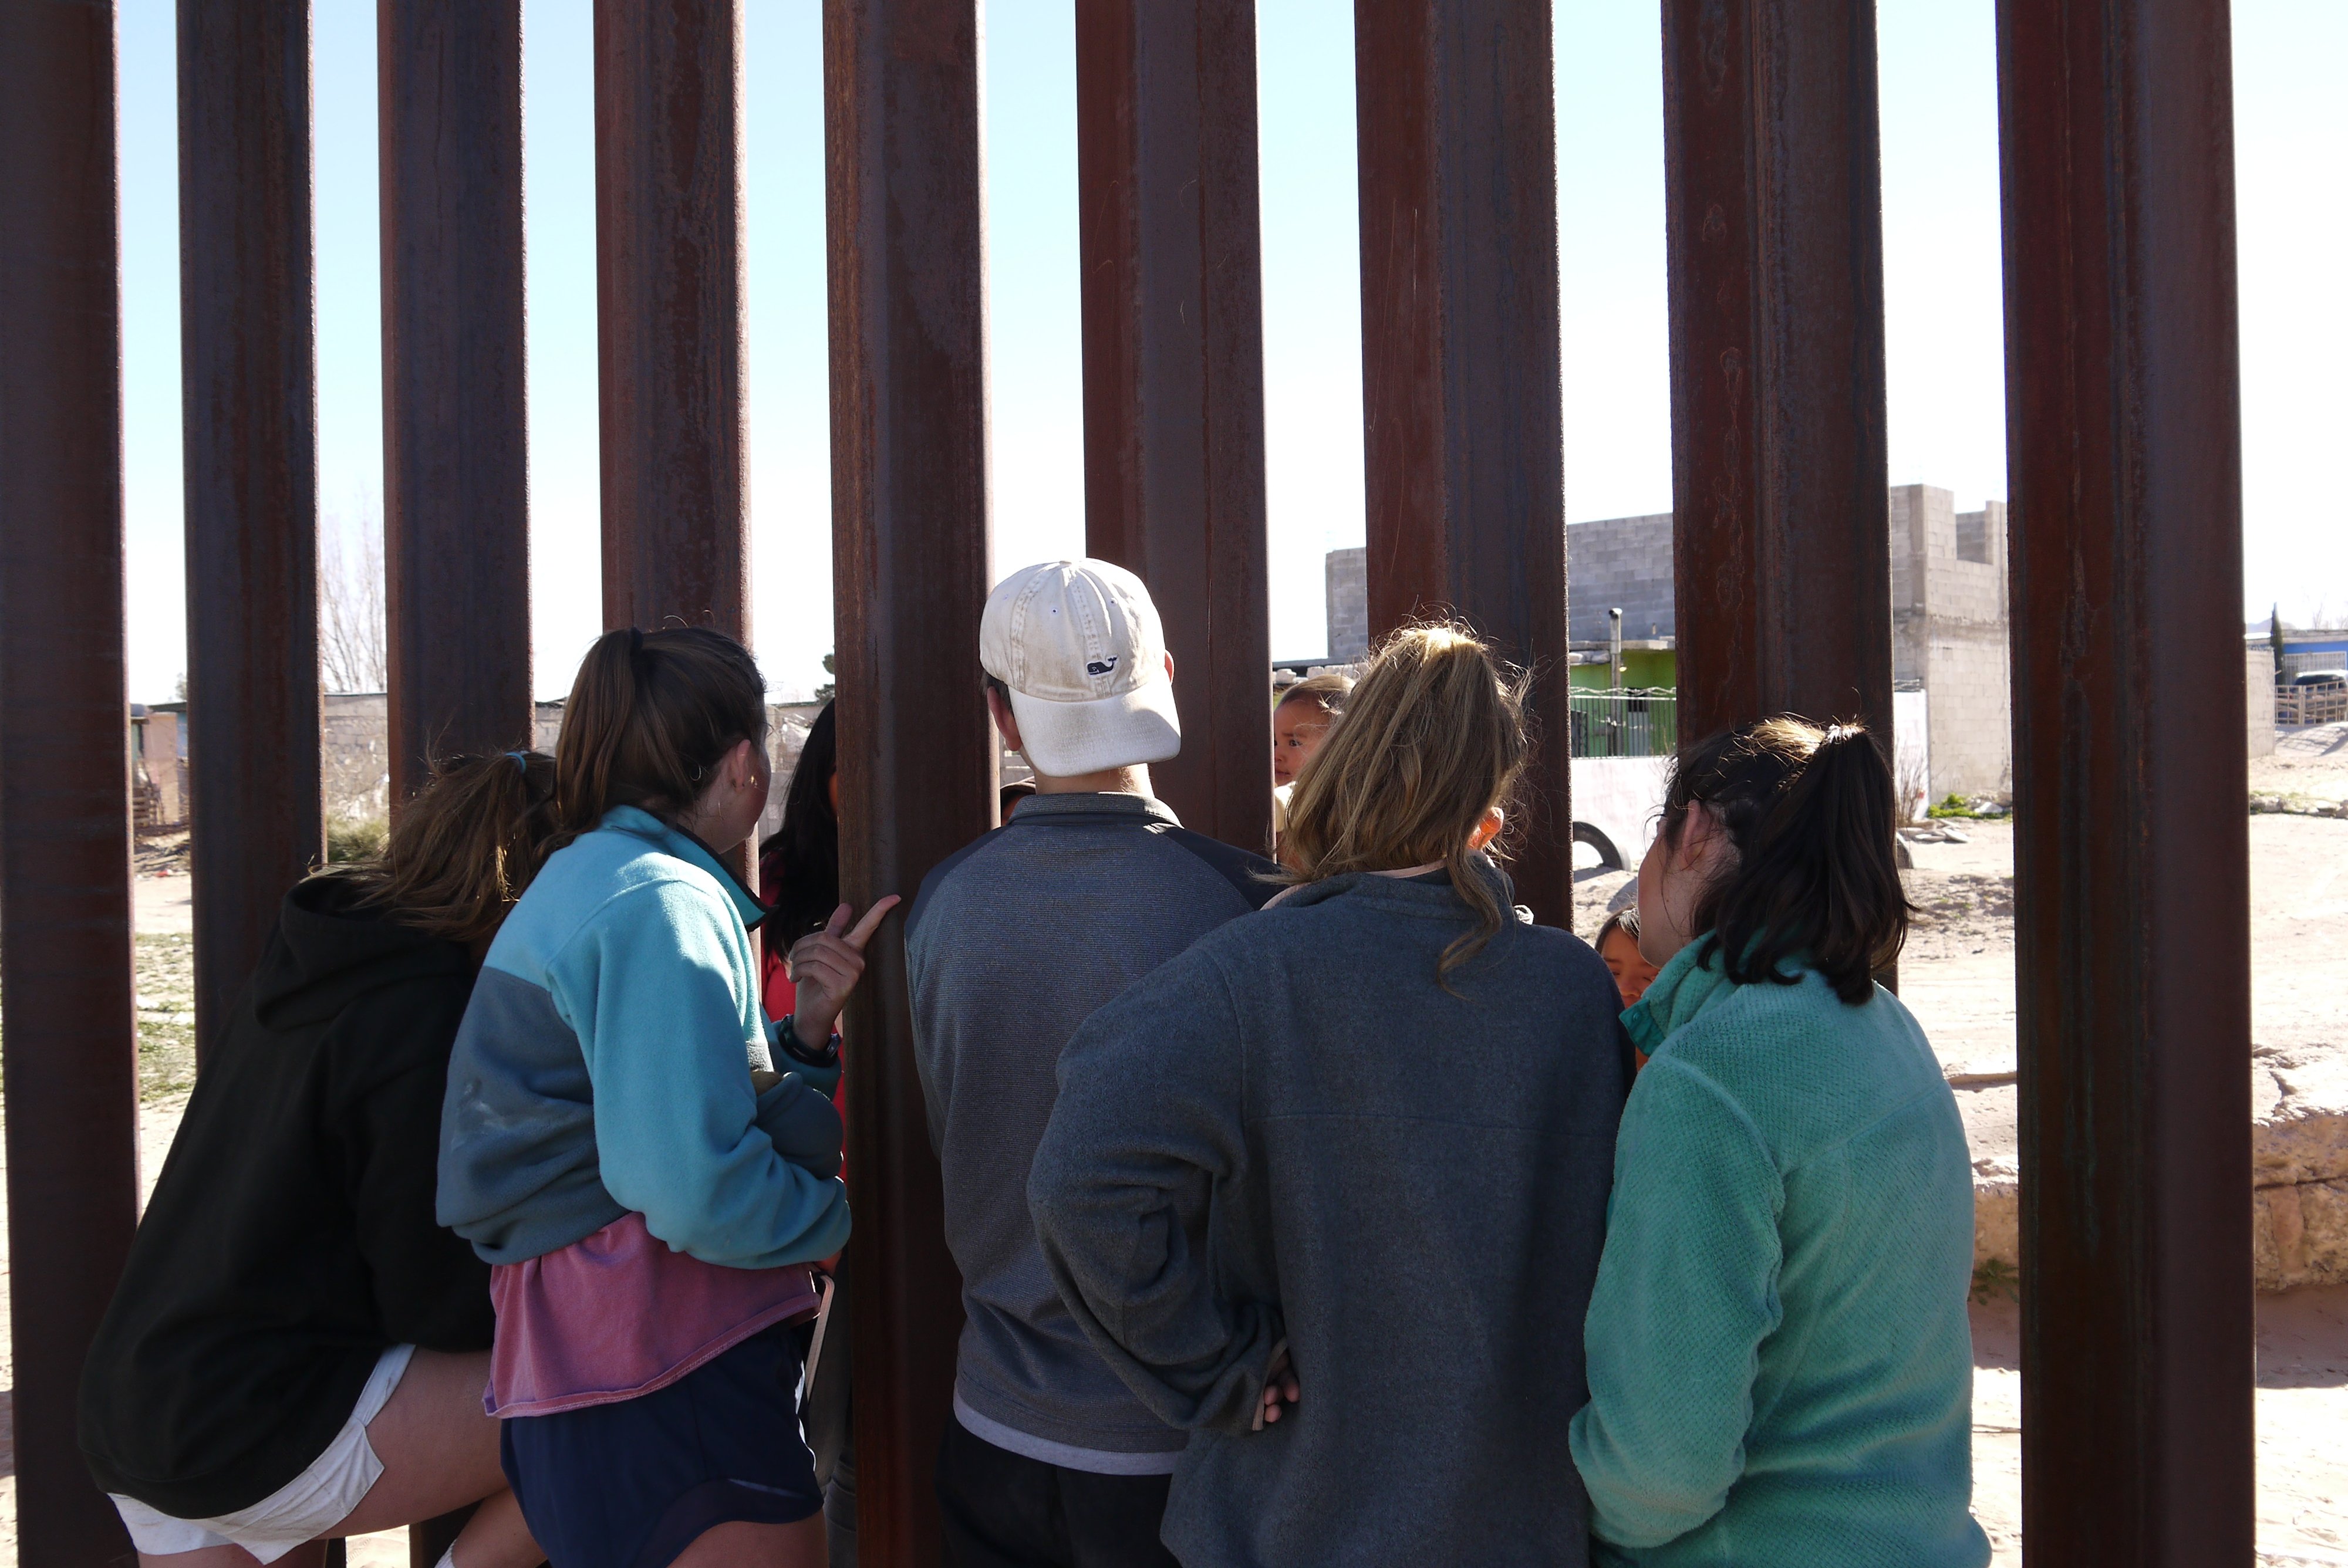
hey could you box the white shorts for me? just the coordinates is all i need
[110,1343,416,1563]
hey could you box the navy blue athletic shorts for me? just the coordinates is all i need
[501,1323,823,1568]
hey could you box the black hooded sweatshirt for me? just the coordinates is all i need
[79,874,495,1519]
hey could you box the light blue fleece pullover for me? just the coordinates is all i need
[437,806,849,1269]
[1569,941,1988,1568]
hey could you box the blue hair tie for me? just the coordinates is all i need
[505,751,529,772]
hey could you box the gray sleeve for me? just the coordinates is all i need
[1027,948,1284,1437]
[902,920,947,1156]
[751,1073,844,1181]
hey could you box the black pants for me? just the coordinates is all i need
[826,1440,857,1568]
[936,1417,1179,1568]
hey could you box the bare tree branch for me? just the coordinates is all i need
[320,497,387,694]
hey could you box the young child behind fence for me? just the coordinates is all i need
[437,627,896,1568]
[1594,905,1661,1012]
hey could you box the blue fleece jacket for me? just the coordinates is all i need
[1568,941,1987,1567]
[437,806,849,1269]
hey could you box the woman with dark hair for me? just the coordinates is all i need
[80,752,558,1568]
[1569,718,1988,1567]
[754,701,859,1563]
[439,629,896,1568]
[758,700,839,1024]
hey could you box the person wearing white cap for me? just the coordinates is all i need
[903,559,1279,1568]
[976,556,1185,783]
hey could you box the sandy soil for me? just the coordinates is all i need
[1893,812,2348,1165]
[2255,722,2348,807]
[1971,1285,2348,1567]
[134,870,194,936]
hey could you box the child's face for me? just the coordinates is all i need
[1273,701,1334,788]
[1600,927,1661,1009]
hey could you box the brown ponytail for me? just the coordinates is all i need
[551,626,769,850]
[326,751,558,945]
[1662,717,1913,1004]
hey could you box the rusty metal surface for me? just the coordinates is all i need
[824,1,991,1560]
[379,0,534,799]
[596,0,748,638]
[1998,0,2253,1559]
[1076,0,1271,853]
[1352,0,1571,924]
[1661,0,1892,749]
[181,0,325,1052]
[0,2,143,1559]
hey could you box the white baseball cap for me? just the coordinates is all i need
[980,559,1182,777]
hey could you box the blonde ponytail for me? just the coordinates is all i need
[1281,623,1531,984]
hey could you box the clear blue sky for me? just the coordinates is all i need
[116,1,2346,704]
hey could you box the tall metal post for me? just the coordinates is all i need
[1076,0,1272,853]
[0,3,141,1559]
[1352,0,1571,925]
[825,0,991,1559]
[1998,0,2253,1559]
[181,0,324,1053]
[596,0,748,639]
[379,0,534,799]
[1660,0,1892,747]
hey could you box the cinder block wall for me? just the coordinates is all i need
[1325,548,1369,661]
[1564,512,1675,643]
[323,692,392,819]
[1322,514,1675,662]
[2246,646,2276,758]
[1891,485,2012,800]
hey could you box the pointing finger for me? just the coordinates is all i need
[823,902,854,940]
[843,894,902,951]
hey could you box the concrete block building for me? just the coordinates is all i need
[1323,512,1677,657]
[1325,548,1370,662]
[1561,511,1674,645]
[1891,485,2013,800]
[1322,483,2018,800]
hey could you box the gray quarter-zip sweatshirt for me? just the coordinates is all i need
[905,790,1278,1472]
[1030,863,1633,1566]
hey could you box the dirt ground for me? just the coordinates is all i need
[1970,1283,2348,1567]
[4,782,2344,1563]
[2254,721,2348,809]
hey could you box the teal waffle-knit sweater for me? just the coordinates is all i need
[1568,940,1989,1568]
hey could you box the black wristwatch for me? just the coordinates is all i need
[779,1013,842,1070]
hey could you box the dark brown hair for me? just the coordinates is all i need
[328,751,558,946]
[758,700,838,944]
[1662,716,1912,1004]
[1593,904,1641,953]
[553,626,768,849]
[1282,623,1530,985]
